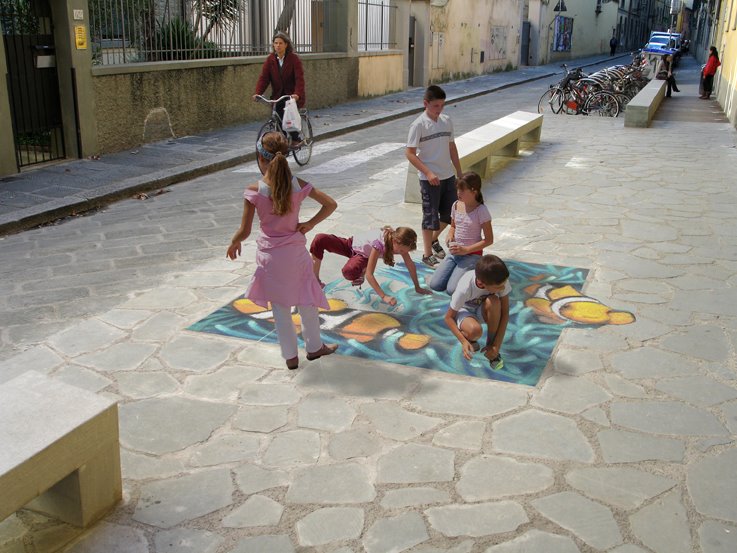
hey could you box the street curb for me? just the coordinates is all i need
[0,55,628,236]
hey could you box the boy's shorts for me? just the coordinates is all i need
[456,297,489,329]
[420,176,456,230]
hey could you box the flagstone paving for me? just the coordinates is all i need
[0,55,736,553]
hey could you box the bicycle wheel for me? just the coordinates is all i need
[537,88,564,114]
[614,93,630,111]
[584,91,620,117]
[256,120,278,151]
[293,112,313,166]
[561,89,582,115]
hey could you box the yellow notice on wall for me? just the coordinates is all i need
[75,25,87,49]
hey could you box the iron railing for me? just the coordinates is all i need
[358,0,396,51]
[88,0,342,65]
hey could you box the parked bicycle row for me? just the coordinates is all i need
[537,53,651,118]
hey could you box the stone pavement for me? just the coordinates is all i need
[1,55,737,553]
[0,53,627,236]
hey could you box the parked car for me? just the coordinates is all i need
[643,32,682,61]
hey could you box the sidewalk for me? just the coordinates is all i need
[0,54,629,235]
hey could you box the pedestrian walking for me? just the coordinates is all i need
[609,36,618,56]
[310,226,432,306]
[429,171,494,295]
[700,46,721,100]
[405,85,464,268]
[227,132,338,370]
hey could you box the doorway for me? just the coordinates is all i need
[1,0,65,169]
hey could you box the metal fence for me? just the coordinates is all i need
[358,0,396,51]
[88,0,341,65]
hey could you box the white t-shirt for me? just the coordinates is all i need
[450,270,511,312]
[406,111,456,181]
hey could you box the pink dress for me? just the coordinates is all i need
[244,178,329,310]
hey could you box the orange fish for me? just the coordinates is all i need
[524,283,635,325]
[232,298,430,350]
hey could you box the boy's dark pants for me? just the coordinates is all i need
[310,233,367,281]
[420,176,456,230]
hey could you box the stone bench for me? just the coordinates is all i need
[624,78,666,128]
[404,110,543,203]
[0,371,122,527]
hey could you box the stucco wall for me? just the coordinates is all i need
[358,52,404,97]
[542,0,618,64]
[715,0,737,128]
[91,55,358,154]
[427,0,521,82]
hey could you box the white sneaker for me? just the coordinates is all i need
[432,240,446,259]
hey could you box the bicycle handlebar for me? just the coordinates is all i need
[254,94,293,104]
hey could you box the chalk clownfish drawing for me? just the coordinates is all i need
[232,298,431,351]
[523,283,635,326]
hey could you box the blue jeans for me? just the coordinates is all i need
[429,254,479,295]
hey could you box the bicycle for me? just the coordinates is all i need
[538,64,619,117]
[254,94,313,169]
[537,64,585,114]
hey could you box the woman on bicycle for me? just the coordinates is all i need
[253,31,305,139]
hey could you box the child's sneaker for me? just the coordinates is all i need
[469,341,480,352]
[422,254,440,268]
[488,355,504,371]
[432,240,446,259]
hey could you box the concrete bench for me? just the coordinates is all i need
[404,110,543,203]
[624,78,666,128]
[0,371,122,527]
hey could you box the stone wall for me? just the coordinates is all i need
[91,54,359,153]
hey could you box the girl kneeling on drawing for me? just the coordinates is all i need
[309,226,432,306]
[429,171,494,295]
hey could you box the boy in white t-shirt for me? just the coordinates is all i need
[444,254,510,370]
[406,85,463,268]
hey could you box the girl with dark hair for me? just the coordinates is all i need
[701,46,720,100]
[429,171,494,295]
[227,132,337,370]
[310,226,431,306]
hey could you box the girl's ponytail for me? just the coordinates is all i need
[259,132,293,215]
[382,226,395,266]
[383,226,417,266]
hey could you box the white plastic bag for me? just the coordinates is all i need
[282,98,302,132]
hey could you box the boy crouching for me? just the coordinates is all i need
[444,254,510,370]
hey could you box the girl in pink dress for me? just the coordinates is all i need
[227,132,338,370]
